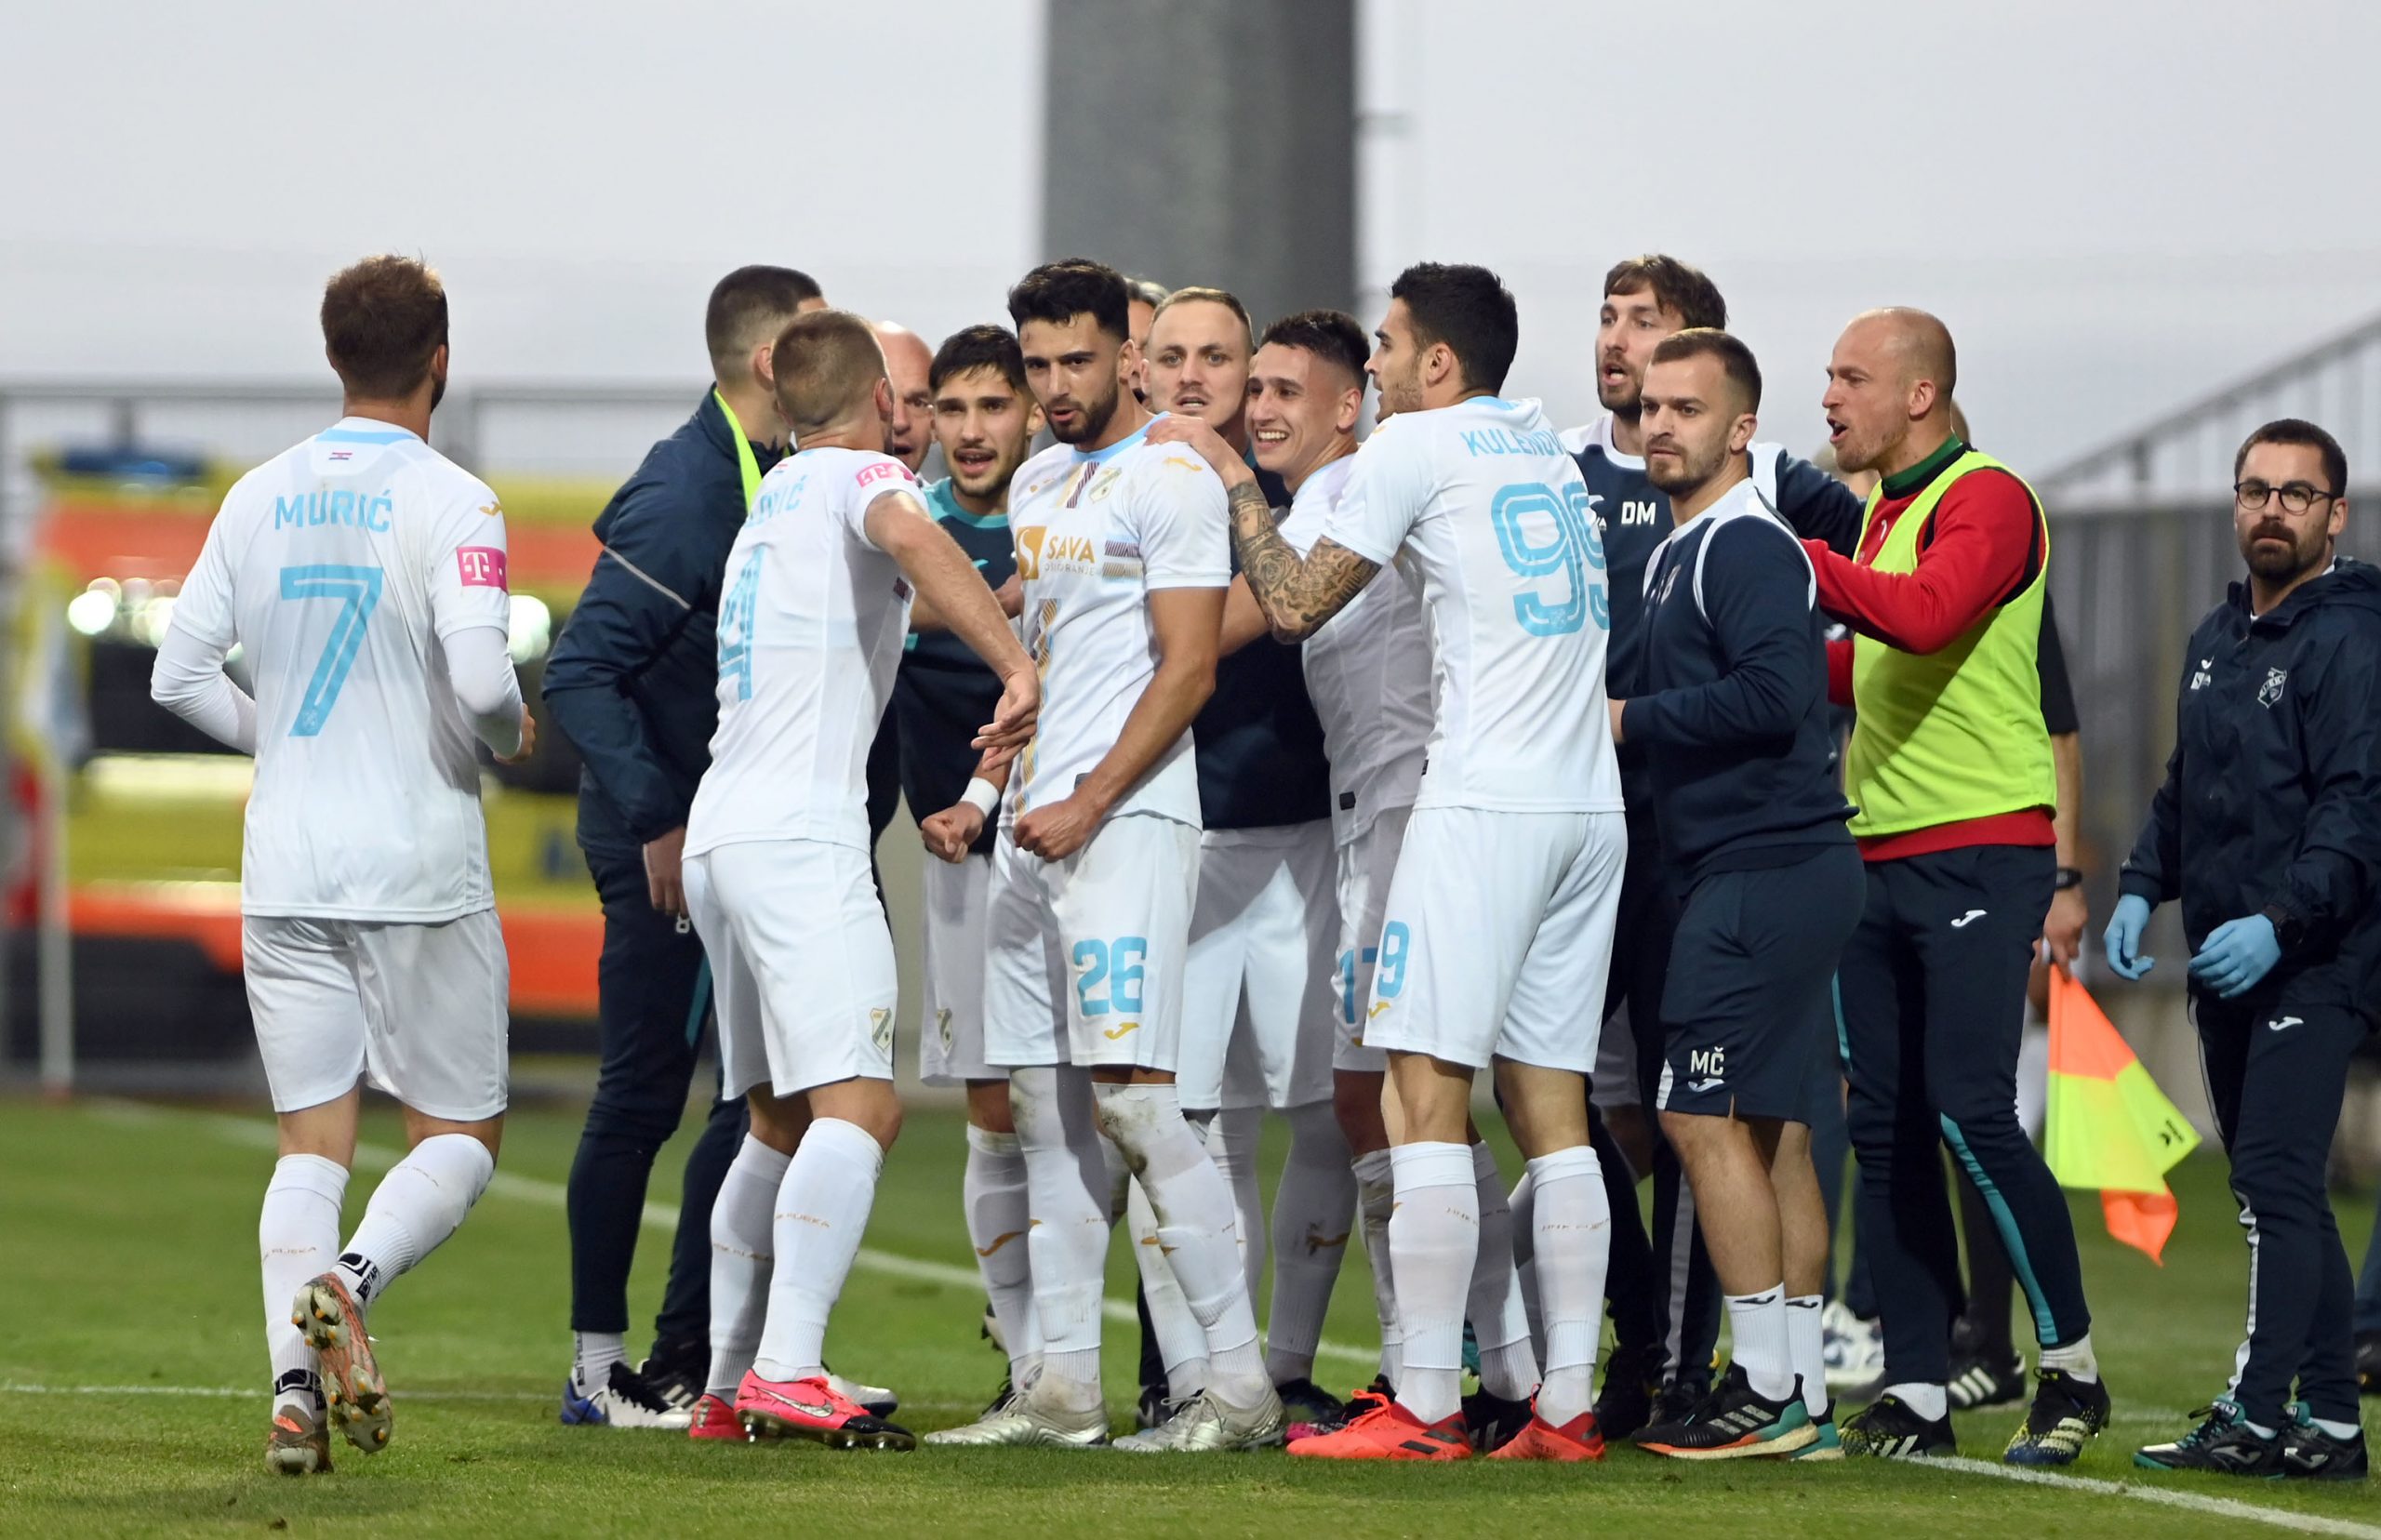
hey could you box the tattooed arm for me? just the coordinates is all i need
[1148,413,1380,644]
[1226,479,1379,643]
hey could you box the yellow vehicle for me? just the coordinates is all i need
[11,452,612,1049]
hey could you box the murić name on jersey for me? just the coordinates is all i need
[276,490,392,532]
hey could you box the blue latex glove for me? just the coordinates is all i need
[2103,893,2155,979]
[2188,913,2282,999]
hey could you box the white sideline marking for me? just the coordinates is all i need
[84,1099,1374,1367]
[1930,1455,2381,1538]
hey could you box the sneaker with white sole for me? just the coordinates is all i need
[825,1368,898,1419]
[560,1361,695,1429]
[1111,1385,1286,1452]
[1820,1299,1885,1397]
[923,1386,1111,1447]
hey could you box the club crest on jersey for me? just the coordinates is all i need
[2188,657,2214,691]
[2257,667,2287,708]
[1088,466,1124,501]
[871,1008,894,1055]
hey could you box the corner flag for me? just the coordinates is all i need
[2044,969,2200,1264]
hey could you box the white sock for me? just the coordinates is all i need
[1508,1165,1543,1358]
[1129,1175,1210,1399]
[1352,1148,1403,1386]
[2039,1332,2098,1384]
[1467,1140,1539,1402]
[1265,1101,1356,1385]
[1094,1082,1266,1396]
[1526,1146,1609,1427]
[1389,1141,1480,1425]
[1726,1287,1795,1401]
[336,1133,493,1313]
[572,1332,625,1397]
[964,1125,1040,1381]
[1786,1294,1829,1418]
[705,1135,787,1398]
[752,1118,884,1385]
[1208,1105,1267,1304]
[1882,1381,1949,1422]
[2313,1414,2361,1440]
[1011,1066,1109,1408]
[260,1154,347,1415]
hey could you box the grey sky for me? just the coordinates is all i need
[6,0,2377,477]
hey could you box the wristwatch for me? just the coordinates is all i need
[2053,866,2084,892]
[2259,902,2308,953]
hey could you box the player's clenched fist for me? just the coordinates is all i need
[497,705,538,765]
[1014,791,1103,862]
[919,803,984,864]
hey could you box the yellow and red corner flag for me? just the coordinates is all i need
[2045,968,2201,1264]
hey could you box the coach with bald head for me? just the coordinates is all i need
[1807,308,2108,1466]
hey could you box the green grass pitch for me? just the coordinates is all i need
[1,1094,2374,1537]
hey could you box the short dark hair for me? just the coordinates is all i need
[2236,418,2348,497]
[929,325,1029,397]
[1007,258,1129,341]
[1390,262,1519,395]
[706,265,822,371]
[1259,309,1369,386]
[769,309,887,436]
[1124,276,1171,312]
[321,255,448,399]
[1151,285,1253,346]
[1649,327,1762,412]
[1603,254,1727,331]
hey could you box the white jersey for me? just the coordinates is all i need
[168,418,512,921]
[1324,396,1623,815]
[1005,416,1230,826]
[1278,453,1432,845]
[685,446,918,857]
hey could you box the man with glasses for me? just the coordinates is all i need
[2108,418,2378,1481]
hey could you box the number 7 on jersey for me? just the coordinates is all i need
[279,564,384,736]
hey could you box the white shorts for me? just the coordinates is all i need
[983,813,1198,1072]
[1178,821,1341,1111]
[243,909,509,1122]
[1331,804,1414,1076]
[1363,807,1627,1074]
[685,840,898,1100]
[918,852,997,1085]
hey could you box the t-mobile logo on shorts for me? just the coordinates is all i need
[456,547,508,591]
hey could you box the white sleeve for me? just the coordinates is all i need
[150,623,256,753]
[1134,451,1230,591]
[427,475,513,641]
[1323,420,1430,565]
[845,455,924,549]
[445,624,525,757]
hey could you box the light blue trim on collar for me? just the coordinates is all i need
[1072,415,1156,466]
[927,477,1009,529]
[318,424,414,445]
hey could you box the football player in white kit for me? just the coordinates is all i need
[1162,309,1432,1423]
[150,256,534,1475]
[677,311,1036,1451]
[1154,262,1628,1463]
[927,259,1285,1453]
[1135,286,1354,1430]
